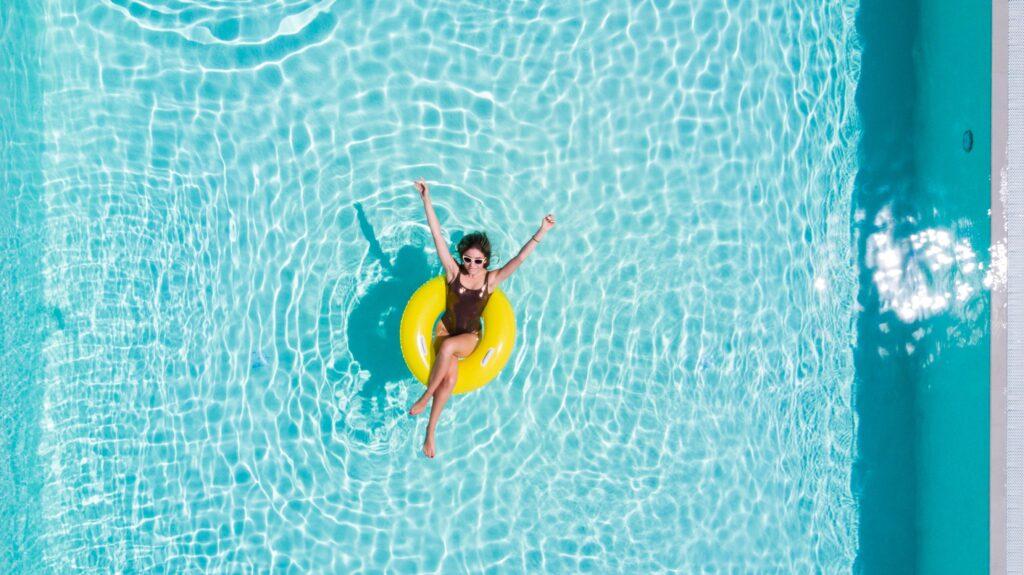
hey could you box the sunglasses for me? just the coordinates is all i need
[462,255,487,265]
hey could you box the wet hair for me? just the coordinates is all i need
[456,231,492,268]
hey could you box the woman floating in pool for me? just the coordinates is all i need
[407,177,555,458]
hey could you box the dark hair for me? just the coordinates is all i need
[456,231,492,268]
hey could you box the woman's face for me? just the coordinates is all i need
[460,248,488,272]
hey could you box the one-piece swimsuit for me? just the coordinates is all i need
[440,269,491,336]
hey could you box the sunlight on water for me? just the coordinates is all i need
[863,205,996,324]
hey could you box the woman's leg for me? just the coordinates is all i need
[427,359,459,423]
[434,358,458,401]
[409,322,451,415]
[409,361,449,416]
[422,361,458,458]
[421,333,478,457]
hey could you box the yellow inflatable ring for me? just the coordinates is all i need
[399,274,516,395]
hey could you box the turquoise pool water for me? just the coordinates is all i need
[852,0,991,571]
[1,0,864,572]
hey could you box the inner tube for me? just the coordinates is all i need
[399,274,516,395]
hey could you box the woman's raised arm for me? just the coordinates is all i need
[414,178,459,277]
[491,214,556,285]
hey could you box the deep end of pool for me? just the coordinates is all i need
[852,0,991,571]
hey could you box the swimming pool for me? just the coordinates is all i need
[0,0,882,572]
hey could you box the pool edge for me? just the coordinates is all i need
[992,0,1008,574]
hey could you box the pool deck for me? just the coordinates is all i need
[999,2,1016,574]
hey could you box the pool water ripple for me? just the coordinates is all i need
[3,0,861,572]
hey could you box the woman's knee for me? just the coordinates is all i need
[435,372,456,394]
[442,365,458,390]
[439,339,460,357]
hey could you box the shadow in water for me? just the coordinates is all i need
[327,202,468,447]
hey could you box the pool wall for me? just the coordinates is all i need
[914,0,991,573]
[853,0,991,572]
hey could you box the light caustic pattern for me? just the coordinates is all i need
[861,204,1000,363]
[11,0,859,572]
[864,205,1000,325]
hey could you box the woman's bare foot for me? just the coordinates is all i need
[423,434,436,458]
[408,397,429,416]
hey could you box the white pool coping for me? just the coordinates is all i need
[999,2,1017,574]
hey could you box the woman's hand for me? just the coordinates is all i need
[540,213,556,232]
[413,177,429,200]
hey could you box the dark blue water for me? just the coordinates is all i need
[852,0,991,572]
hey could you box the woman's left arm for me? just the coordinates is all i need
[491,214,556,285]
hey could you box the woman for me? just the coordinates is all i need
[407,177,555,458]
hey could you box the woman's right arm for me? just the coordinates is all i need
[414,178,459,277]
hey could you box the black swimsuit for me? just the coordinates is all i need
[440,269,492,336]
